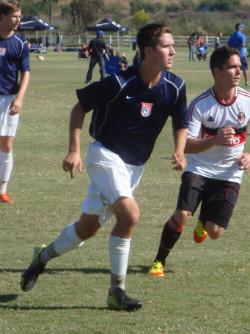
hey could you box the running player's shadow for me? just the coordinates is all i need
[0,294,18,303]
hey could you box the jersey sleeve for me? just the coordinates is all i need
[20,40,30,72]
[76,75,120,112]
[187,102,202,138]
[171,81,189,130]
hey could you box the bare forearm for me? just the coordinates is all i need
[68,103,86,154]
[173,128,188,155]
[17,71,30,100]
[185,126,236,154]
[185,136,217,154]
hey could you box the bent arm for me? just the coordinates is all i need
[185,126,236,154]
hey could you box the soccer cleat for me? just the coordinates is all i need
[107,287,142,311]
[148,261,165,277]
[193,221,208,243]
[0,193,14,204]
[20,245,47,292]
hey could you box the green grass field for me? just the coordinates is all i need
[1,49,250,334]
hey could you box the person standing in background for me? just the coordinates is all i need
[0,0,30,204]
[228,23,249,86]
[85,30,107,84]
[187,32,196,61]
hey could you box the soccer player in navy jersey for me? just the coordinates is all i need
[149,46,250,278]
[21,23,189,310]
[0,1,30,204]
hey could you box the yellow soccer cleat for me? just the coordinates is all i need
[148,261,165,277]
[193,221,208,244]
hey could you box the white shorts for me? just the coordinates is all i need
[0,95,19,137]
[81,141,144,224]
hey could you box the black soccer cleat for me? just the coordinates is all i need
[20,245,47,292]
[107,287,142,311]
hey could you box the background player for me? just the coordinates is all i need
[149,46,250,277]
[0,0,30,204]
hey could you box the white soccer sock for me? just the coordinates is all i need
[0,151,13,193]
[52,222,84,255]
[109,235,131,292]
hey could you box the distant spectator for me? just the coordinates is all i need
[196,34,208,61]
[106,45,114,58]
[45,34,50,48]
[228,23,249,86]
[85,30,107,84]
[187,32,196,61]
[78,44,89,59]
[117,51,128,70]
[214,32,223,49]
[55,30,63,53]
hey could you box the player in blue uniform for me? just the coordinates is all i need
[21,23,189,311]
[228,23,249,86]
[0,1,30,204]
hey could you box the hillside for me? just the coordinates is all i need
[51,0,250,35]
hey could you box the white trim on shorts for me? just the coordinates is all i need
[81,141,144,225]
[0,95,19,137]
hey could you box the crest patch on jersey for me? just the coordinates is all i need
[238,112,245,124]
[0,48,6,56]
[141,102,153,117]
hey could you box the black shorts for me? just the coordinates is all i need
[176,172,240,228]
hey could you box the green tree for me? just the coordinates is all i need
[132,9,150,29]
[69,0,105,33]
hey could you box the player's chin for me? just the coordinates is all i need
[165,62,173,70]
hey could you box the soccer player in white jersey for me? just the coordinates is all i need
[149,45,250,277]
[0,1,30,204]
[20,23,189,311]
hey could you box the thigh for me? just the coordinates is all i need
[0,95,19,137]
[81,142,144,224]
[176,172,205,214]
[199,180,240,228]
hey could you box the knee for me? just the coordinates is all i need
[206,222,225,240]
[173,210,191,226]
[0,138,13,153]
[76,214,101,240]
[115,198,140,228]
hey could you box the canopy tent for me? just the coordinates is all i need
[18,15,58,31]
[86,18,126,32]
[86,18,127,49]
[18,16,59,50]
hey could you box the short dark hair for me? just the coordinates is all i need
[210,46,240,74]
[136,23,172,60]
[0,1,20,15]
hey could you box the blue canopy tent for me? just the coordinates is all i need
[18,15,58,31]
[18,16,58,51]
[86,18,127,50]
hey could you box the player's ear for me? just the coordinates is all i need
[144,46,153,58]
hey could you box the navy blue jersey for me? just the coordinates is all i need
[0,34,30,95]
[76,66,188,165]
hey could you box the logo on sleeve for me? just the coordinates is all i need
[141,102,153,117]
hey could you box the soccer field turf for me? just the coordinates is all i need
[1,49,250,334]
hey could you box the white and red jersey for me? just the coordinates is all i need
[186,87,250,184]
